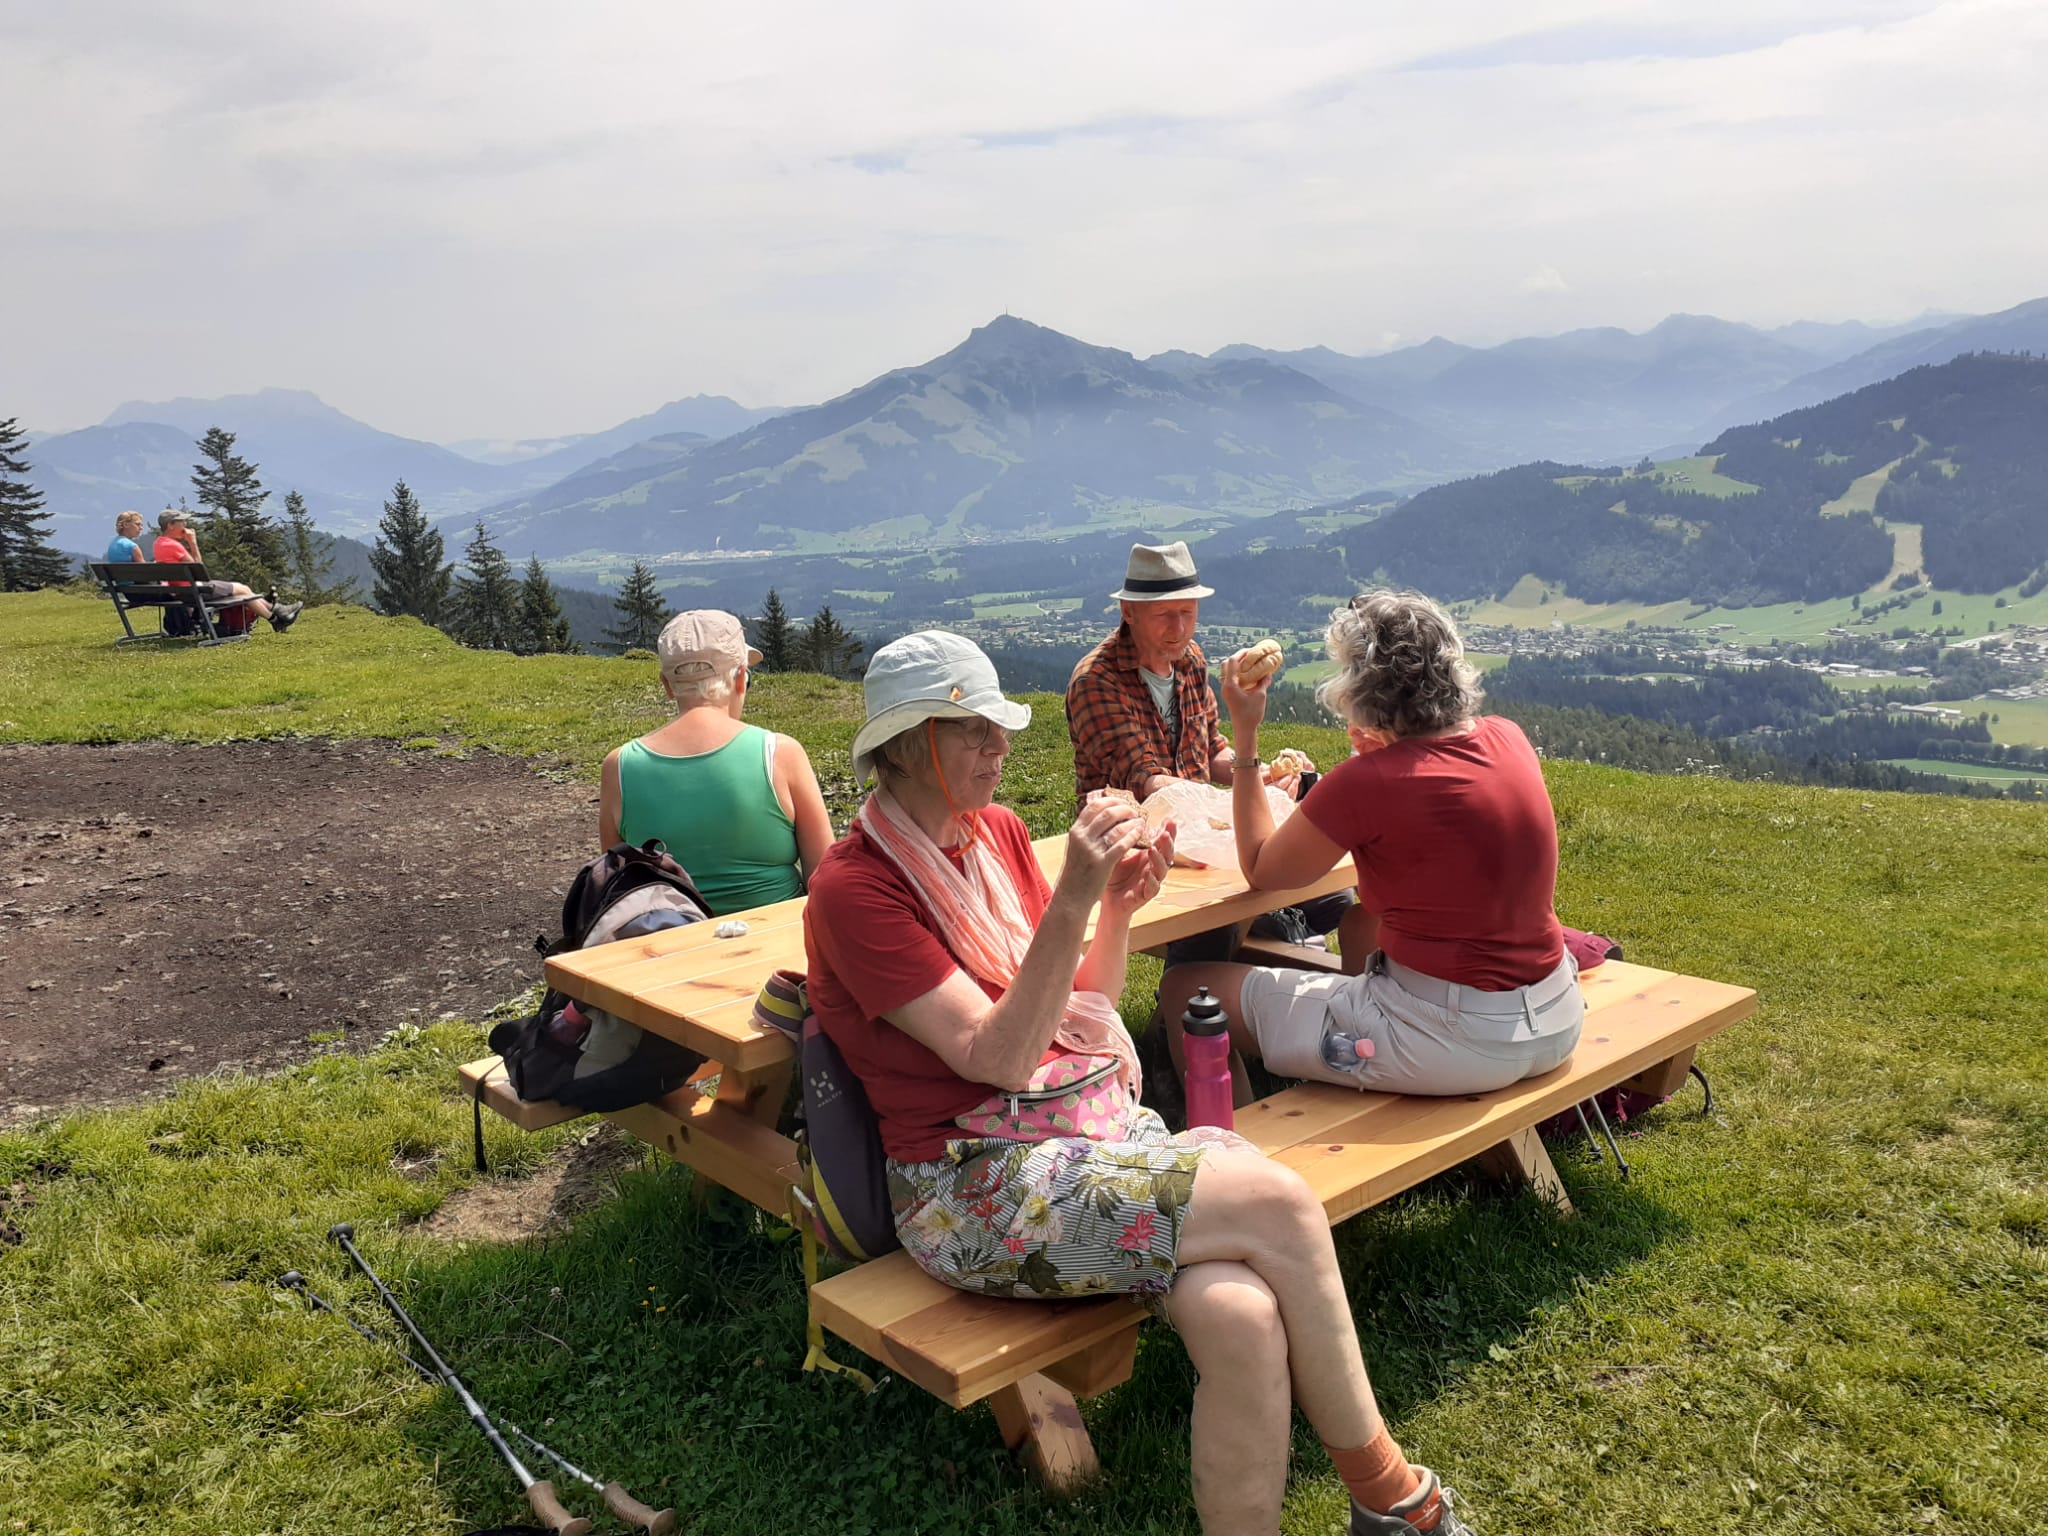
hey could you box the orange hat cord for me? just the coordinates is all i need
[928,719,983,855]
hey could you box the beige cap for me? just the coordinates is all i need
[656,609,762,681]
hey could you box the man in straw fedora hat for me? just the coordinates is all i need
[1066,541,1351,966]
[1065,540,1234,802]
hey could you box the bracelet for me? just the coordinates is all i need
[1231,756,1263,776]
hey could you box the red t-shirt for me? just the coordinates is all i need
[152,534,195,582]
[804,805,1061,1162]
[1299,715,1563,991]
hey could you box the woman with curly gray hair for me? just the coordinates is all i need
[1160,588,1582,1102]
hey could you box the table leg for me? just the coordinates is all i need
[688,1059,794,1208]
[1474,1125,1574,1215]
[989,1373,1099,1493]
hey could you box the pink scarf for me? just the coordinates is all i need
[856,791,1141,1098]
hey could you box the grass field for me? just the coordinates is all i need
[1882,757,2048,785]
[1648,454,1758,499]
[4,591,2048,1535]
[1819,459,1900,517]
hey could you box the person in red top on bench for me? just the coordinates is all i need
[1161,588,1583,1103]
[806,630,1476,1536]
[151,509,301,631]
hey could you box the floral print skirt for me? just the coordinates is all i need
[885,1108,1250,1316]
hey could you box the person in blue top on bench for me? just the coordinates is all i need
[105,510,149,564]
[598,609,833,914]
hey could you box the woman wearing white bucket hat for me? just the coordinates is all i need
[805,631,1476,1536]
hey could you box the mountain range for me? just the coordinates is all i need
[28,390,786,551]
[21,298,2048,563]
[474,315,1466,558]
[1298,351,2048,611]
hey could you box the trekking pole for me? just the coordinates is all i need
[282,1272,676,1534]
[326,1224,592,1536]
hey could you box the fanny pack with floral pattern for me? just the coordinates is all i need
[955,1052,1135,1144]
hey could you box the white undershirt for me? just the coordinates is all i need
[1139,666,1177,730]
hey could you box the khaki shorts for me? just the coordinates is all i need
[1239,950,1583,1096]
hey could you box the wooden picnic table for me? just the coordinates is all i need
[540,834,1358,1114]
[467,837,1756,1489]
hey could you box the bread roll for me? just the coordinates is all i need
[1269,747,1316,778]
[1087,786,1152,847]
[1233,638,1284,686]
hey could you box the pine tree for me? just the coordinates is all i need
[449,522,523,651]
[369,479,452,623]
[604,559,672,653]
[799,603,864,679]
[756,588,794,672]
[190,426,288,591]
[0,419,71,591]
[516,556,576,655]
[281,490,354,605]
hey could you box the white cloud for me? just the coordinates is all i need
[2,1,2044,439]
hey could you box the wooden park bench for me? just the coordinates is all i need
[459,840,1755,1488]
[89,560,258,646]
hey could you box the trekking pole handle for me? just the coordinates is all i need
[526,1478,592,1536]
[602,1482,678,1535]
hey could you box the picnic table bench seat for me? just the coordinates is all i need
[458,956,1754,1489]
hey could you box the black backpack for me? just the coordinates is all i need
[476,842,711,1169]
[751,970,900,1263]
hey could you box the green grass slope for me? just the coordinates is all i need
[3,592,2046,1535]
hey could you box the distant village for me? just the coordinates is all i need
[1457,619,2048,720]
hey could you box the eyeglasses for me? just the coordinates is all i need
[937,717,1013,751]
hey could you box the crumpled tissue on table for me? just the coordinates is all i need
[1140,779,1298,868]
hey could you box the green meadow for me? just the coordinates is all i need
[3,590,2046,1535]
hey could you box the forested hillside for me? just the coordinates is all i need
[1704,351,2048,592]
[1318,353,2047,608]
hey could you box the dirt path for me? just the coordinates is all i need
[0,741,598,1124]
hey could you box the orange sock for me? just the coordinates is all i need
[1322,1429,1439,1529]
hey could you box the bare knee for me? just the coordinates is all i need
[1184,1148,1332,1262]
[1169,1260,1285,1370]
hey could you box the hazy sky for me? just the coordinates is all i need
[6,0,2045,443]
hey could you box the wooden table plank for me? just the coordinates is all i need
[545,833,1356,1068]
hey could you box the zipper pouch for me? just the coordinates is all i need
[955,1053,1134,1144]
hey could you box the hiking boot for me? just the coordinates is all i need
[269,602,304,632]
[1349,1468,1475,1536]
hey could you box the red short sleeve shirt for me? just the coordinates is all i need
[1298,715,1563,991]
[803,805,1057,1162]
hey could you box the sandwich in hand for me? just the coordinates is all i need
[1231,638,1284,687]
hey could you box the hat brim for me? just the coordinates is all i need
[1112,582,1214,601]
[850,697,1034,786]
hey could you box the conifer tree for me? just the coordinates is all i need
[449,522,522,651]
[190,426,287,591]
[0,418,70,591]
[604,559,672,653]
[369,479,452,623]
[282,490,354,605]
[799,603,864,679]
[756,588,794,672]
[517,556,576,655]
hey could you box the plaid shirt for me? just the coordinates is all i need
[1065,623,1229,799]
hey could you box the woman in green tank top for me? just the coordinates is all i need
[599,611,834,914]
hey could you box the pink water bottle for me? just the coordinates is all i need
[1181,987,1235,1131]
